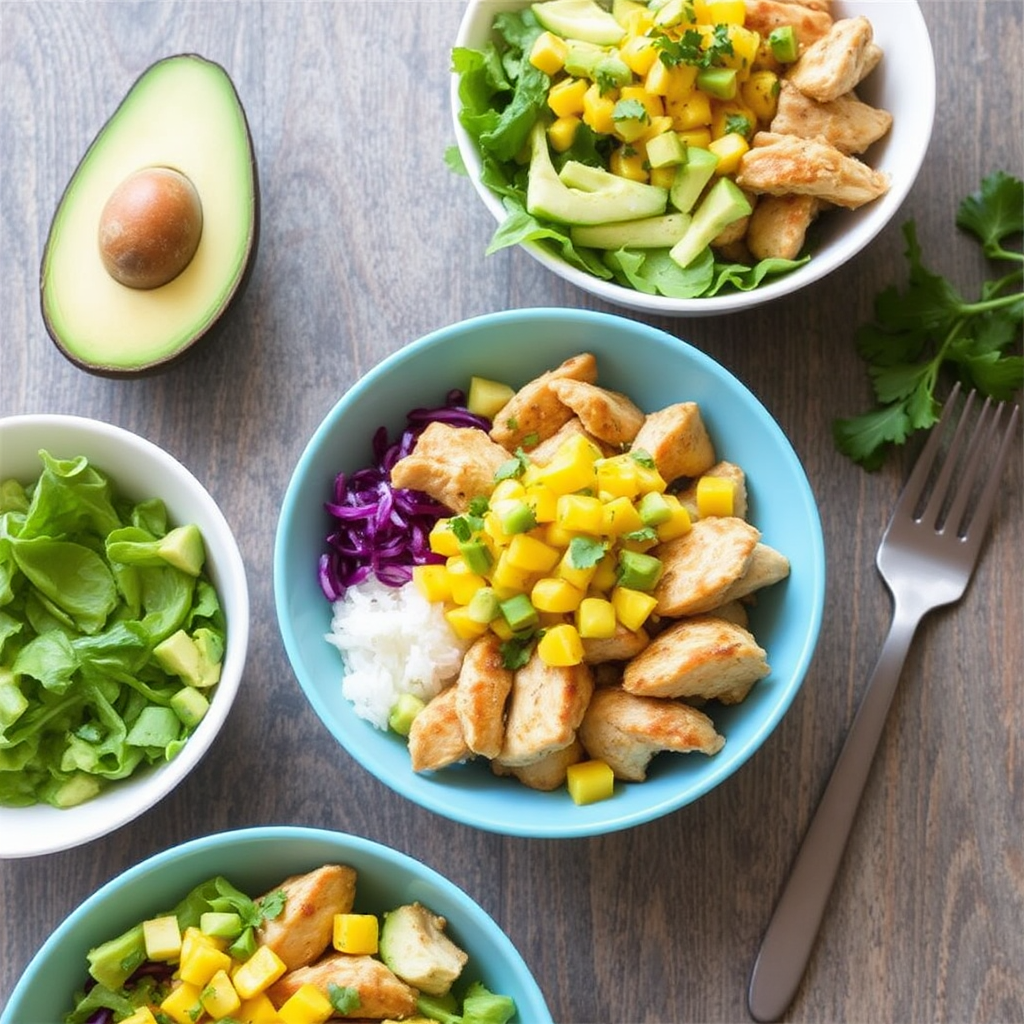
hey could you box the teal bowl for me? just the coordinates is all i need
[1,826,552,1023]
[274,308,825,838]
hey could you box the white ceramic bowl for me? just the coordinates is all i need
[1,826,553,1023]
[451,0,935,316]
[274,308,826,838]
[0,415,249,857]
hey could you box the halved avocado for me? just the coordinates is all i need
[40,54,259,377]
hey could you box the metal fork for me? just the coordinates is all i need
[747,385,1022,1023]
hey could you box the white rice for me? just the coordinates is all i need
[325,576,468,730]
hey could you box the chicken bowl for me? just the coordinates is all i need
[450,0,935,316]
[274,309,824,838]
[1,826,553,1023]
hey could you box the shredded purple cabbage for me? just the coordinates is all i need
[318,390,491,600]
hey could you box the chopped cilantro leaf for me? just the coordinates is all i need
[724,112,753,139]
[567,536,607,569]
[613,98,649,123]
[468,494,490,517]
[328,983,361,1014]
[500,634,536,669]
[623,526,658,544]
[629,448,656,469]
[494,447,531,482]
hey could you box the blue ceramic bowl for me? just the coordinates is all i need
[274,308,825,838]
[1,826,552,1023]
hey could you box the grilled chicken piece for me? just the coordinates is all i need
[786,16,877,102]
[493,738,586,791]
[489,352,599,450]
[582,622,650,665]
[389,421,507,514]
[255,865,357,971]
[498,651,594,766]
[654,517,761,617]
[548,378,646,447]
[771,79,892,155]
[717,542,791,604]
[408,686,472,772]
[737,131,890,209]
[677,460,748,521]
[267,951,418,1019]
[454,635,513,759]
[743,0,833,48]
[630,402,716,484]
[746,193,824,261]
[579,687,725,781]
[623,616,770,704]
[525,416,612,465]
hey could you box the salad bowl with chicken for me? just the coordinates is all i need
[274,308,826,838]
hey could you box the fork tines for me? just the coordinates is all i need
[899,383,1022,543]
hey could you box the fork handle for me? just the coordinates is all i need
[747,600,924,1022]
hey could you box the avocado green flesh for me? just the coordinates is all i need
[41,54,257,375]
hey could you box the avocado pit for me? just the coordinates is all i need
[98,166,203,289]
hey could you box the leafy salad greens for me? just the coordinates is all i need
[834,171,1023,468]
[0,450,225,808]
[448,6,808,299]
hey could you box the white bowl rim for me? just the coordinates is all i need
[450,0,937,317]
[1,825,554,1024]
[0,414,250,858]
[274,306,827,837]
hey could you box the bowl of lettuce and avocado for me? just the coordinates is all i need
[1,826,553,1024]
[0,414,249,858]
[449,0,935,316]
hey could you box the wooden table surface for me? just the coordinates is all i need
[2,3,1022,1022]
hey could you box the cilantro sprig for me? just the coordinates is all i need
[834,171,1023,469]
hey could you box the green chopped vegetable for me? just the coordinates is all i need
[0,451,226,808]
[834,171,1023,469]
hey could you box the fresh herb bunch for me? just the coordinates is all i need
[834,171,1023,469]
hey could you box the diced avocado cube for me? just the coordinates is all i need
[200,912,243,939]
[616,549,663,591]
[696,67,737,101]
[669,147,719,214]
[466,587,501,625]
[669,176,752,268]
[88,923,148,989]
[768,25,799,63]
[170,685,210,728]
[389,693,426,737]
[154,629,221,689]
[379,903,469,997]
[500,500,537,535]
[143,915,182,961]
[458,538,493,576]
[156,523,205,575]
[500,593,540,633]
[637,491,672,527]
[645,131,688,169]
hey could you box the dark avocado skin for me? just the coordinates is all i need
[40,54,261,378]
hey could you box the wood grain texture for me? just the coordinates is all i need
[1,2,1022,1022]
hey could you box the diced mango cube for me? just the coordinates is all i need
[235,993,281,1024]
[119,1009,159,1024]
[449,568,487,606]
[595,454,639,498]
[428,520,461,557]
[333,913,379,955]
[742,69,780,122]
[695,0,745,25]
[655,495,693,541]
[201,968,241,1019]
[548,114,581,152]
[179,942,232,987]
[160,982,204,1024]
[619,34,658,75]
[445,605,491,640]
[412,563,452,603]
[591,551,620,592]
[556,494,605,534]
[556,547,598,592]
[548,76,589,118]
[278,983,334,1024]
[491,549,534,591]
[668,90,712,130]
[142,915,182,962]
[576,597,617,639]
[600,496,644,537]
[537,623,585,666]
[532,577,585,614]
[649,164,678,190]
[696,474,736,516]
[233,945,287,1000]
[611,586,659,631]
[582,81,617,135]
[505,533,561,573]
[609,146,648,181]
[567,759,615,804]
[530,30,569,75]
[540,436,601,494]
[525,483,558,523]
[677,127,712,150]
